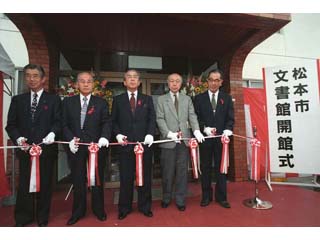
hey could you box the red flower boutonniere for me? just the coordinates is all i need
[43,105,48,111]
[137,100,142,107]
[87,106,95,115]
[220,99,224,105]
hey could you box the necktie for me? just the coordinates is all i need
[31,93,38,122]
[211,93,217,111]
[174,94,179,114]
[130,93,135,113]
[80,96,88,129]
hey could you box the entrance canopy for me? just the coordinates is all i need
[33,13,290,74]
[0,42,15,78]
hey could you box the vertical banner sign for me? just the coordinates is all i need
[264,59,320,174]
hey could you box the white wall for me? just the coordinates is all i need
[243,13,320,81]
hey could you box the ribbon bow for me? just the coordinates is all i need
[220,135,230,174]
[250,138,261,182]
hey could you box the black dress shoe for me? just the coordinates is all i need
[38,221,48,227]
[216,200,231,208]
[141,210,153,217]
[161,201,169,208]
[67,216,81,225]
[118,212,128,220]
[96,214,107,221]
[200,198,211,207]
[176,205,186,211]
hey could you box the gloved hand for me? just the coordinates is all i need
[98,137,109,148]
[17,137,29,151]
[116,134,127,145]
[42,132,55,145]
[223,129,233,137]
[204,127,216,136]
[143,134,154,147]
[167,131,181,143]
[69,138,79,154]
[193,130,205,143]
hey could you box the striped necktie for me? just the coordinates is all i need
[211,93,217,111]
[80,96,88,129]
[31,93,38,122]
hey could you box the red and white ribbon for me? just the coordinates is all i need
[189,138,200,179]
[220,135,230,174]
[134,143,144,186]
[250,138,261,182]
[29,144,42,192]
[87,143,100,187]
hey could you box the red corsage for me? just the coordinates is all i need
[87,106,95,115]
[43,105,48,110]
[220,99,224,105]
[137,100,142,107]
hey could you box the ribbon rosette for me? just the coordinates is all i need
[87,143,100,187]
[29,144,42,192]
[188,138,200,179]
[134,143,144,186]
[220,135,230,174]
[250,138,261,182]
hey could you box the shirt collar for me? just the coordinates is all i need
[80,93,91,102]
[208,89,219,98]
[31,88,44,98]
[170,91,179,98]
[127,90,138,98]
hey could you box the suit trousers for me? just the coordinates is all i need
[68,145,107,219]
[160,143,189,206]
[118,147,153,213]
[199,138,227,202]
[15,147,56,225]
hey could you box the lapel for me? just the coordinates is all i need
[73,95,81,130]
[204,91,215,118]
[165,93,178,120]
[23,93,32,126]
[134,93,144,117]
[122,93,134,119]
[83,95,96,128]
[215,91,224,116]
[34,91,47,122]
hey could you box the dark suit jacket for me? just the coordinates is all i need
[194,90,234,139]
[62,95,111,143]
[111,92,156,150]
[6,91,61,145]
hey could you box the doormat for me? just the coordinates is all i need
[113,187,195,204]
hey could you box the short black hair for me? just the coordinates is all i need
[23,64,45,78]
[207,69,223,80]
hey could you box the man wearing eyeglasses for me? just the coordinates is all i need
[6,64,61,227]
[62,72,111,225]
[194,69,234,209]
[111,69,156,220]
[156,73,205,212]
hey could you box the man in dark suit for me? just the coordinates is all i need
[112,69,156,220]
[6,64,61,227]
[194,69,234,209]
[62,72,111,225]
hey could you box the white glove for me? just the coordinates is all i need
[98,137,109,148]
[223,129,233,137]
[193,130,205,143]
[116,134,127,145]
[42,132,55,145]
[69,138,79,154]
[16,137,29,151]
[143,134,154,147]
[204,127,216,136]
[167,131,181,143]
